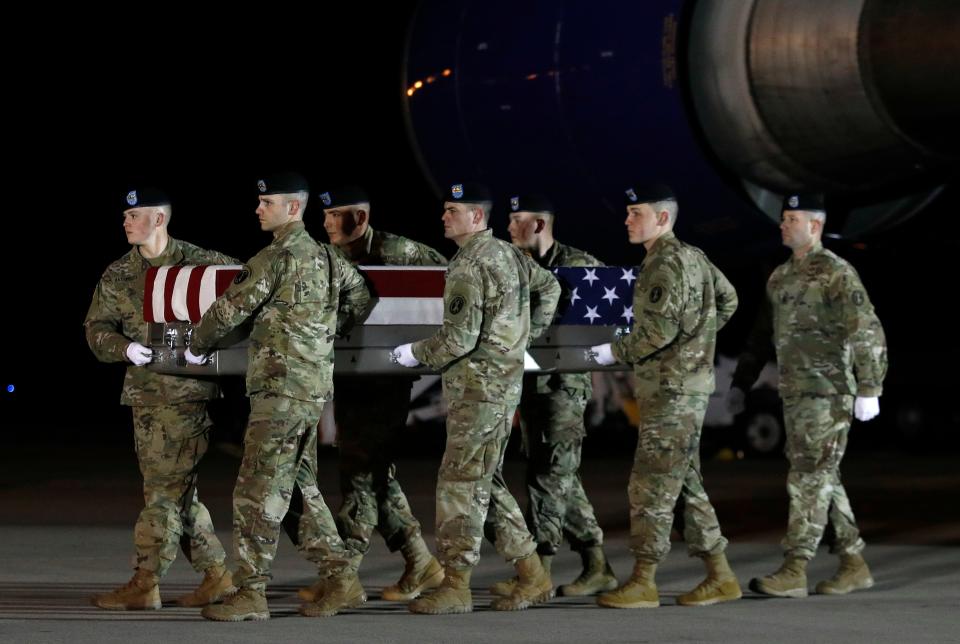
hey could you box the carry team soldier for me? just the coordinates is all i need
[392,182,562,614]
[488,193,617,598]
[589,183,742,608]
[84,186,237,610]
[296,185,446,604]
[184,172,372,621]
[731,193,887,598]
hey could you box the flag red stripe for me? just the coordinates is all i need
[144,268,158,323]
[187,267,205,322]
[363,269,445,298]
[215,269,241,299]
[162,266,183,323]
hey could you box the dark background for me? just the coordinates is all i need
[2,4,957,452]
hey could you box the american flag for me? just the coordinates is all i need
[144,265,639,328]
[552,266,639,327]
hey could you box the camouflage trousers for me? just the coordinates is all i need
[781,394,865,560]
[628,393,728,562]
[516,386,604,555]
[437,400,537,570]
[334,376,424,557]
[130,403,226,577]
[233,393,353,592]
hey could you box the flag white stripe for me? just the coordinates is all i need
[170,266,194,321]
[364,297,443,325]
[199,266,221,319]
[151,266,170,322]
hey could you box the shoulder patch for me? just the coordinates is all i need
[649,286,664,304]
[234,268,250,284]
[449,294,466,315]
[851,290,864,306]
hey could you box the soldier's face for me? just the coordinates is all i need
[507,211,540,250]
[442,201,483,242]
[625,203,662,244]
[122,207,161,246]
[256,195,292,232]
[780,210,816,250]
[323,207,362,246]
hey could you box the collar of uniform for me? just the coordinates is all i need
[646,230,676,258]
[128,236,182,268]
[458,228,492,254]
[272,220,305,243]
[342,225,375,262]
[538,239,561,268]
[791,239,824,266]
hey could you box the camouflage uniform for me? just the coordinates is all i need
[331,226,446,558]
[84,237,236,577]
[514,241,605,556]
[611,231,738,562]
[732,241,886,560]
[190,221,371,592]
[412,229,561,570]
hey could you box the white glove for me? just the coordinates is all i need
[523,351,541,371]
[391,343,420,368]
[588,343,616,366]
[854,396,880,422]
[125,342,153,366]
[183,348,209,366]
[727,386,746,416]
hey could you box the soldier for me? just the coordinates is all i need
[729,193,886,598]
[487,194,616,598]
[184,172,372,621]
[296,185,445,604]
[84,186,237,610]
[589,183,741,608]
[392,182,561,614]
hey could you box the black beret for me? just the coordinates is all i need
[256,171,310,195]
[782,193,825,212]
[317,185,370,209]
[623,182,675,206]
[124,186,170,209]
[508,193,555,214]
[446,181,492,203]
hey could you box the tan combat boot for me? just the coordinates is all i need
[749,556,808,598]
[381,537,445,601]
[408,568,473,615]
[176,564,236,607]
[596,559,659,608]
[91,568,161,610]
[201,587,269,621]
[815,554,874,595]
[490,554,553,597]
[299,572,367,617]
[559,547,618,597]
[677,553,742,606]
[490,554,555,611]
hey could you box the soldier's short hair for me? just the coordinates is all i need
[285,190,310,214]
[650,199,678,226]
[470,200,492,224]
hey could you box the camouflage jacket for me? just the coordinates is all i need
[526,240,604,395]
[612,231,738,400]
[412,229,561,405]
[84,237,238,406]
[335,225,447,266]
[733,242,886,397]
[191,221,371,403]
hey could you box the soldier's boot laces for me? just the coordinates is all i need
[91,568,161,611]
[299,572,367,617]
[749,556,808,598]
[815,554,874,595]
[490,554,555,611]
[382,537,445,601]
[408,568,473,615]
[677,553,742,606]
[176,564,236,607]
[596,559,659,609]
[201,587,269,621]
[559,547,618,597]
[490,554,552,597]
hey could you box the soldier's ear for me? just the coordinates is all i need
[534,218,546,234]
[154,209,166,228]
[355,209,368,228]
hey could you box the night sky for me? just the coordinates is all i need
[3,4,957,446]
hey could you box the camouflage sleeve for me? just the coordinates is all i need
[190,252,282,354]
[525,256,561,344]
[409,240,448,267]
[731,294,775,391]
[83,275,132,363]
[411,265,483,368]
[712,262,739,330]
[611,257,682,364]
[830,265,887,396]
[189,247,242,266]
[334,251,372,336]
